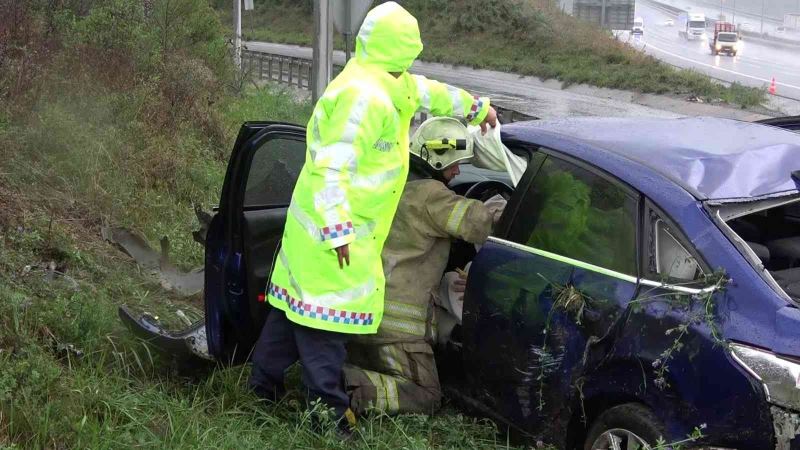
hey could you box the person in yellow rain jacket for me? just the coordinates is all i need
[249,1,497,429]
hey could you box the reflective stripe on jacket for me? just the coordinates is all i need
[268,2,491,334]
[362,179,493,342]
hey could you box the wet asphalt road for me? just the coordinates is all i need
[634,0,800,100]
[244,41,681,119]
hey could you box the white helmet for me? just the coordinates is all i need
[410,117,473,171]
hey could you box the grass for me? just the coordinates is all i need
[0,1,530,446]
[219,0,767,108]
[0,82,527,448]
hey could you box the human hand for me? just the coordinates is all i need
[335,244,350,269]
[479,106,498,135]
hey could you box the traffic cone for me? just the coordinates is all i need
[769,77,777,95]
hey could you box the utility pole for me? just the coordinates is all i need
[233,0,242,69]
[600,0,607,28]
[343,0,352,61]
[313,0,333,102]
[760,0,765,34]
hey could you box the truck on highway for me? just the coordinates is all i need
[710,22,739,56]
[785,13,800,31]
[632,16,644,35]
[678,11,707,40]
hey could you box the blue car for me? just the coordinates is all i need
[122,116,800,449]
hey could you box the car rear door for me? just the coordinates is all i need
[205,122,306,365]
[461,151,641,432]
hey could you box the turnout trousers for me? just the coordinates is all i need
[343,341,441,415]
[249,309,350,418]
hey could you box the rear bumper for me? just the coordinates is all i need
[118,305,214,370]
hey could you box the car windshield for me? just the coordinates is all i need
[634,21,643,27]
[718,33,737,42]
[689,20,705,28]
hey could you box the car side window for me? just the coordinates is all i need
[244,137,306,207]
[507,156,639,276]
[653,218,703,281]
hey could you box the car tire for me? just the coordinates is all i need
[583,403,665,450]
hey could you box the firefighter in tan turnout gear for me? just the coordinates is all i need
[343,118,499,415]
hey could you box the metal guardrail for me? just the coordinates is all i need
[240,49,538,124]
[242,49,319,89]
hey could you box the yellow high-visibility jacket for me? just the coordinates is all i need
[268,1,491,334]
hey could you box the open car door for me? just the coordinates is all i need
[120,122,307,369]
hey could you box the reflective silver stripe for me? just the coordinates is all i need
[364,371,387,410]
[486,236,718,296]
[381,317,426,336]
[414,75,431,112]
[310,142,357,171]
[446,199,470,235]
[289,201,375,241]
[383,373,400,412]
[352,166,403,189]
[446,85,465,118]
[380,345,402,373]
[288,200,321,242]
[278,249,376,306]
[356,2,400,59]
[384,300,426,320]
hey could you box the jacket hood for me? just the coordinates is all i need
[355,2,423,73]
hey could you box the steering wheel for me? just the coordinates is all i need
[464,180,514,203]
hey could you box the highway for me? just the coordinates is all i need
[634,0,800,99]
[245,41,681,119]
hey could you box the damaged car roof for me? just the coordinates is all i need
[503,117,800,201]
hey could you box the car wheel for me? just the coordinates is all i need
[583,403,664,450]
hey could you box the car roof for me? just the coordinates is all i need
[502,116,800,201]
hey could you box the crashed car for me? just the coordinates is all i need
[122,116,800,449]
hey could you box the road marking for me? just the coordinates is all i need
[644,41,800,91]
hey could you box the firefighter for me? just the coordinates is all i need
[343,117,501,415]
[248,2,497,429]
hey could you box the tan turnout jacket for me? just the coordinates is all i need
[364,178,493,343]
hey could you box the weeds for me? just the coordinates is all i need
[632,270,729,390]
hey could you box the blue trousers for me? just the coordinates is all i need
[249,309,350,417]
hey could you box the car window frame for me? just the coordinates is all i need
[503,148,643,279]
[642,199,711,284]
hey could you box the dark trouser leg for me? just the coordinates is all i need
[294,324,350,418]
[249,309,298,401]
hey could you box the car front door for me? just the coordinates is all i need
[461,151,641,436]
[205,122,306,365]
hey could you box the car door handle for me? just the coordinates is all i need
[227,285,244,296]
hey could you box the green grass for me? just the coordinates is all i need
[221,0,766,108]
[0,1,528,444]
[0,82,527,448]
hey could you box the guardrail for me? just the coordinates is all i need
[241,49,321,89]
[240,49,537,124]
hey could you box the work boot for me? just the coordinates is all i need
[335,408,357,441]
